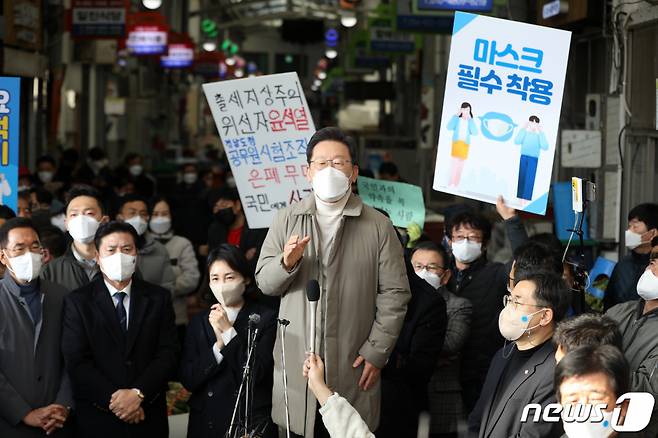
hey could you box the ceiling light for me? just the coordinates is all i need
[142,0,162,9]
[340,12,357,28]
[202,41,217,52]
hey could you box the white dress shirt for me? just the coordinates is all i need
[212,305,241,364]
[105,279,132,328]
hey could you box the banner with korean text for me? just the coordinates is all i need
[357,177,425,229]
[432,12,571,215]
[0,77,20,212]
[203,73,315,229]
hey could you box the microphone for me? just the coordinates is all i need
[306,280,320,353]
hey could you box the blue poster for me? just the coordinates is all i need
[0,77,20,213]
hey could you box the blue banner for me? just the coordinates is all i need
[0,77,20,213]
[417,0,493,12]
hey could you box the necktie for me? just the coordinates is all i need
[114,291,127,333]
[20,290,41,325]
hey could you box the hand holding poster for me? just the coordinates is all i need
[0,77,19,212]
[357,177,426,228]
[203,73,315,229]
[433,12,571,215]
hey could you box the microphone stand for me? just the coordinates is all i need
[278,319,291,438]
[227,326,259,438]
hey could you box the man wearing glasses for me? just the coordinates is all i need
[606,236,658,437]
[0,217,73,437]
[444,202,528,414]
[257,127,410,437]
[468,271,569,438]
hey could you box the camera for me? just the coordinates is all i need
[571,177,596,213]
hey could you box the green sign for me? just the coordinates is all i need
[357,177,425,228]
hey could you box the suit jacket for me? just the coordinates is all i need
[41,245,99,292]
[180,297,277,438]
[62,276,179,438]
[0,276,74,438]
[468,341,562,438]
[377,260,447,438]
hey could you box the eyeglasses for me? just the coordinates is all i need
[309,158,352,170]
[4,244,43,257]
[503,294,544,310]
[452,234,483,243]
[412,262,445,274]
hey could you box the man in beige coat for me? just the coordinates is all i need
[256,127,411,437]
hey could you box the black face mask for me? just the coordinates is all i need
[215,207,236,226]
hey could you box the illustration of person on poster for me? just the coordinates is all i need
[514,115,548,202]
[446,102,478,187]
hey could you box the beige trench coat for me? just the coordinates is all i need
[255,193,411,436]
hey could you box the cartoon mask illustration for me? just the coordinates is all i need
[479,112,517,142]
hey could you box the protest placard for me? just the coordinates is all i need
[203,73,315,229]
[0,77,20,212]
[358,177,425,228]
[432,12,571,215]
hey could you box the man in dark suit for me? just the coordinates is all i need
[0,218,73,437]
[468,271,569,438]
[376,248,447,438]
[62,221,179,437]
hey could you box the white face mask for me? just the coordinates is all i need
[149,216,172,235]
[562,408,614,438]
[125,216,148,236]
[38,171,54,183]
[637,269,658,301]
[498,304,545,341]
[67,215,100,244]
[100,252,136,282]
[5,251,43,283]
[625,229,644,250]
[452,239,482,264]
[210,281,246,307]
[50,213,67,232]
[91,159,109,172]
[312,166,351,203]
[415,269,442,290]
[183,173,198,184]
[129,164,143,176]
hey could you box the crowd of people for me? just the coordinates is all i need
[1,128,658,438]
